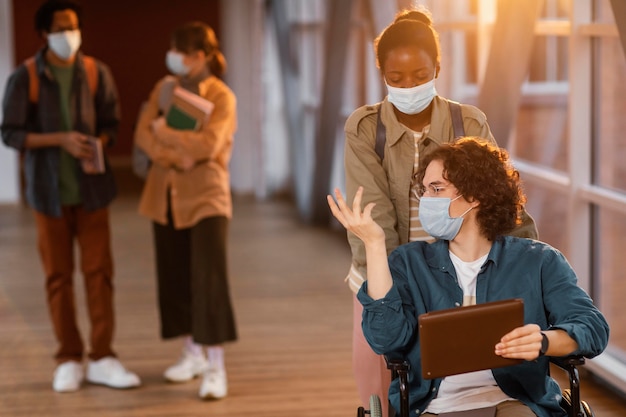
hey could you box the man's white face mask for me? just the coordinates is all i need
[48,29,82,60]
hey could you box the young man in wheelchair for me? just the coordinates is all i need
[327,137,609,416]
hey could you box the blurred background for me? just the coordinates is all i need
[1,0,626,403]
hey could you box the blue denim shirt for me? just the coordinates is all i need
[1,48,119,216]
[357,236,609,417]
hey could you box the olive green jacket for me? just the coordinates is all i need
[343,96,538,293]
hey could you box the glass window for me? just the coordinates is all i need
[595,0,617,24]
[595,207,626,356]
[593,36,626,194]
[540,0,570,19]
[523,184,568,253]
[512,30,569,169]
[528,36,568,82]
[512,97,569,171]
[464,32,479,85]
[590,0,626,363]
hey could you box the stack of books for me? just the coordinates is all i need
[81,136,105,174]
[166,86,215,130]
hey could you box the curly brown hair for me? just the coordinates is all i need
[415,137,526,241]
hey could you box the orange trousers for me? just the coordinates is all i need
[35,206,115,363]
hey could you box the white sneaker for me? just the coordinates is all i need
[164,350,208,383]
[53,361,84,393]
[199,368,227,400]
[86,357,141,389]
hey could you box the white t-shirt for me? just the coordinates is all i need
[424,252,515,413]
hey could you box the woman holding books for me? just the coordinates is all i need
[133,21,238,400]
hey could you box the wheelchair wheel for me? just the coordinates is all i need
[581,400,594,417]
[369,394,382,417]
[561,389,594,417]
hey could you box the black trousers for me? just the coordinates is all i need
[153,212,237,345]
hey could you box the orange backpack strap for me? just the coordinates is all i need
[81,55,99,97]
[24,57,39,103]
[24,55,98,103]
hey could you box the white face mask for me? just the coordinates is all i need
[386,75,437,115]
[418,195,473,240]
[47,29,82,60]
[166,51,190,76]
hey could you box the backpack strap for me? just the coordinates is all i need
[374,105,386,161]
[374,101,466,161]
[25,57,39,103]
[24,55,99,103]
[81,55,99,97]
[449,100,465,138]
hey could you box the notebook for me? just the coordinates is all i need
[418,298,524,379]
[81,136,105,174]
[165,86,215,131]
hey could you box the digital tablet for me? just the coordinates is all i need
[418,298,525,379]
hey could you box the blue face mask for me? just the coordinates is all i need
[418,195,473,240]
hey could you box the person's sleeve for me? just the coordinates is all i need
[133,80,183,168]
[344,112,401,283]
[463,114,495,143]
[357,253,418,354]
[150,88,237,164]
[94,61,120,146]
[540,248,610,357]
[1,66,30,151]
[509,209,538,239]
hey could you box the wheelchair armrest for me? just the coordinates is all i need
[384,356,410,417]
[550,355,586,417]
[550,354,585,396]
[550,354,586,370]
[385,356,410,374]
[550,355,585,391]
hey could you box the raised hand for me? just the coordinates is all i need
[327,186,385,246]
[328,187,391,298]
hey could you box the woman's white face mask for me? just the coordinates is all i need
[385,74,437,115]
[47,29,82,60]
[166,50,191,76]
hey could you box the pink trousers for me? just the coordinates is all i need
[353,295,391,417]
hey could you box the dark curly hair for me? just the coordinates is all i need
[35,0,82,34]
[373,7,441,71]
[415,138,526,241]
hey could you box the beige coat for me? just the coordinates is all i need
[343,96,537,292]
[134,75,237,228]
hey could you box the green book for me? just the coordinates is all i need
[165,86,214,131]
[165,104,200,130]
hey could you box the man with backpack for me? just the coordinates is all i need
[1,0,140,392]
